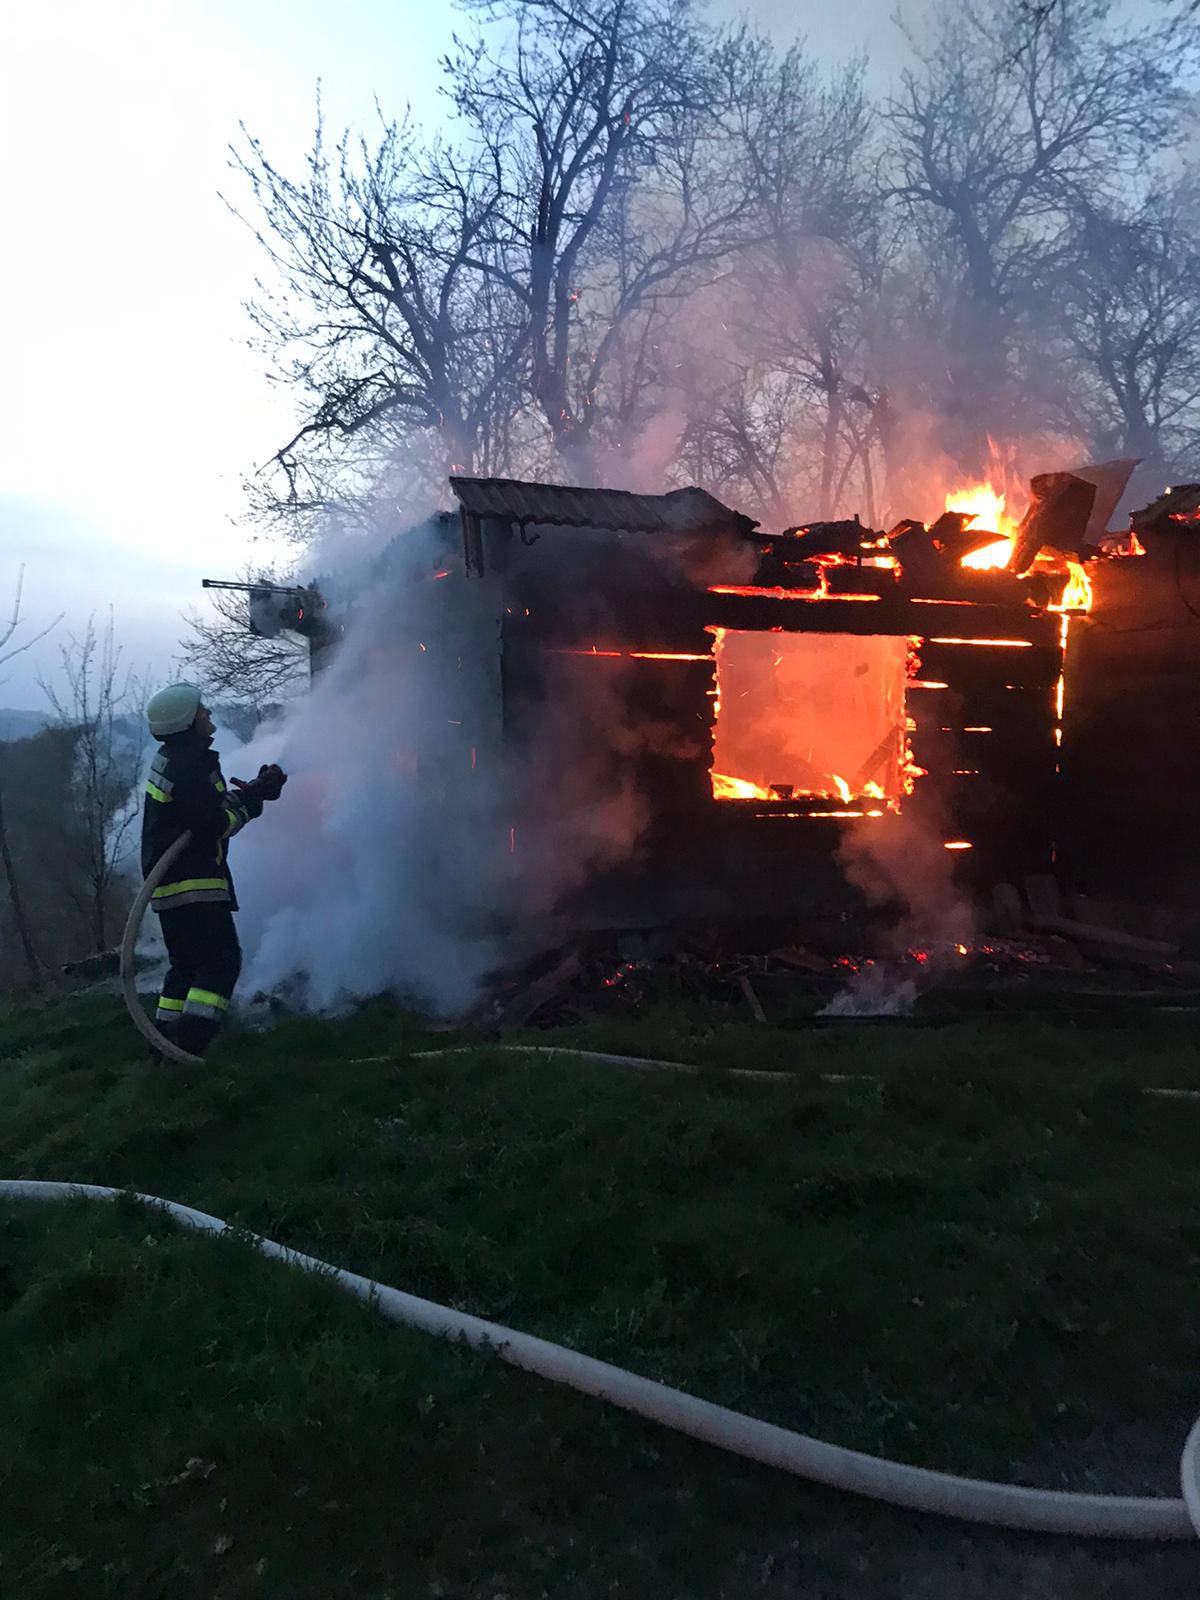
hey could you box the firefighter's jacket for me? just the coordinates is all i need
[140,729,263,913]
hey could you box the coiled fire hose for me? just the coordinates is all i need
[105,851,1200,1540]
[119,831,203,1067]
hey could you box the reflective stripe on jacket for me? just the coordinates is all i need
[140,729,263,913]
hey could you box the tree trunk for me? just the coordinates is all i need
[0,776,42,985]
[819,381,843,520]
[92,880,107,956]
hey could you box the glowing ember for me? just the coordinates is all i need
[628,651,709,661]
[928,636,1033,648]
[943,840,973,850]
[946,482,1020,570]
[708,580,881,603]
[710,580,826,600]
[548,648,709,661]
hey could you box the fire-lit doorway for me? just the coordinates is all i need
[708,628,908,807]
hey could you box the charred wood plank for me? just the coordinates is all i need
[925,511,1004,564]
[1011,473,1097,573]
[1023,874,1063,919]
[1025,914,1178,957]
[907,600,1060,645]
[991,883,1024,932]
[774,519,869,558]
[886,522,944,588]
[915,641,1062,692]
[700,594,1040,641]
[738,974,768,1024]
[497,948,584,1030]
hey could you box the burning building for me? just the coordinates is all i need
[219,461,1200,983]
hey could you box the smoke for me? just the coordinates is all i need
[820,810,975,1016]
[221,517,677,1017]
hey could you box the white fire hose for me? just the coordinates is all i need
[100,847,1200,1541]
[4,1177,1198,1541]
[120,831,204,1067]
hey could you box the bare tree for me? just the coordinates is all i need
[451,0,756,479]
[40,614,147,954]
[723,41,880,518]
[0,568,61,984]
[886,0,1184,468]
[236,0,759,519]
[675,359,807,525]
[224,0,1200,549]
[234,111,527,536]
[1059,185,1200,486]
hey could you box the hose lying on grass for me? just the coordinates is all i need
[114,852,1199,1535]
[4,1178,1197,1542]
[409,1046,1200,1101]
[119,832,203,1068]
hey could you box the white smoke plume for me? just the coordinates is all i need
[221,520,671,1017]
[820,810,975,1017]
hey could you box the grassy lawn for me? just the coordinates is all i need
[2,989,1200,1597]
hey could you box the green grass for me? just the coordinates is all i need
[2,989,1200,1597]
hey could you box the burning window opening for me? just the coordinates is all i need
[707,628,910,809]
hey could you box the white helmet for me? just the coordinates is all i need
[147,682,203,738]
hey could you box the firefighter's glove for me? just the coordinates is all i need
[255,763,287,801]
[231,764,288,803]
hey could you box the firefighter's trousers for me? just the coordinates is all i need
[155,904,242,1057]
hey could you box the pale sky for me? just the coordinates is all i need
[0,0,908,708]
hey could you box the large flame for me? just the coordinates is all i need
[945,482,1019,570]
[947,480,1094,611]
[710,772,888,804]
[712,772,773,801]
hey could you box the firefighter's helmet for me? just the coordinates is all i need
[147,683,203,738]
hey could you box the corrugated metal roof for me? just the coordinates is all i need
[449,476,758,537]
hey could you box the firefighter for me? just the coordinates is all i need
[141,684,287,1059]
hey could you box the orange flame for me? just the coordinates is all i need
[712,772,774,801]
[1048,560,1093,613]
[710,772,888,804]
[946,482,1020,570]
